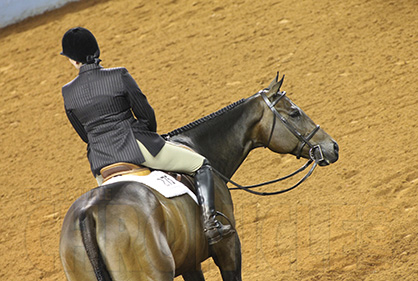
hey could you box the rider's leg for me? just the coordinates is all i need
[194,159,234,245]
[137,141,203,172]
[137,141,234,244]
[95,174,104,185]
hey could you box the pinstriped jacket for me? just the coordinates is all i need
[62,63,165,176]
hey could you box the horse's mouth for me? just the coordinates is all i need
[318,159,330,166]
[318,151,339,166]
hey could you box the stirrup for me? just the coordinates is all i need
[203,215,235,245]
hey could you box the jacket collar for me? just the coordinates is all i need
[79,63,102,74]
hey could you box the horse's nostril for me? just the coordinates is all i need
[333,142,339,155]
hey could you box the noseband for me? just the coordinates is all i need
[260,91,324,162]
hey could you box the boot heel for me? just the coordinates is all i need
[204,220,235,245]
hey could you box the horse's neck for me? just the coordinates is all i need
[171,96,263,178]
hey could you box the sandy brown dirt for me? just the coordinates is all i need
[0,0,417,280]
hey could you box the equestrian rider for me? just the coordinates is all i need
[60,27,233,245]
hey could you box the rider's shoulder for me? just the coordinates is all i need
[100,66,129,75]
[62,76,78,90]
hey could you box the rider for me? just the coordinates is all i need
[60,27,233,245]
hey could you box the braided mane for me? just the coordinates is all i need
[163,98,247,139]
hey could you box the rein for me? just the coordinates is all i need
[213,160,317,196]
[213,90,323,196]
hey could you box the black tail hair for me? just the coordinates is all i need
[79,210,113,281]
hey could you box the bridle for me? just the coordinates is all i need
[260,90,323,162]
[213,89,325,196]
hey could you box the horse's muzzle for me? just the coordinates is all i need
[312,141,339,166]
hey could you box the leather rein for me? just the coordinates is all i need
[213,90,324,196]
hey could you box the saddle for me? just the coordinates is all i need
[100,162,150,182]
[100,162,196,191]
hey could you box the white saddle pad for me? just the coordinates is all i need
[101,171,198,204]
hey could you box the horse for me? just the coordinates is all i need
[59,73,339,281]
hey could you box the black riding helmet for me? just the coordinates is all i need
[61,27,100,64]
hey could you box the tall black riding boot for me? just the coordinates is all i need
[195,160,234,245]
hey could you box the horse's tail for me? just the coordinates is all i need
[79,209,113,281]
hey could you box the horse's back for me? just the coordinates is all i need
[60,181,206,280]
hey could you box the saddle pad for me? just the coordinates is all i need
[101,171,198,204]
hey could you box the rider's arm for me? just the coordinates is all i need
[65,107,88,143]
[121,69,157,132]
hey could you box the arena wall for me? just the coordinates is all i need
[0,0,78,28]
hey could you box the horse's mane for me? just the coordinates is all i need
[163,98,247,139]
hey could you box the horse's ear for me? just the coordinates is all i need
[267,72,285,95]
[267,72,279,90]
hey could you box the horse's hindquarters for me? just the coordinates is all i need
[60,182,210,280]
[60,206,97,281]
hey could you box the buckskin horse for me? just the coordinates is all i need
[59,73,339,281]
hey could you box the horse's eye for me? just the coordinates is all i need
[289,109,301,118]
